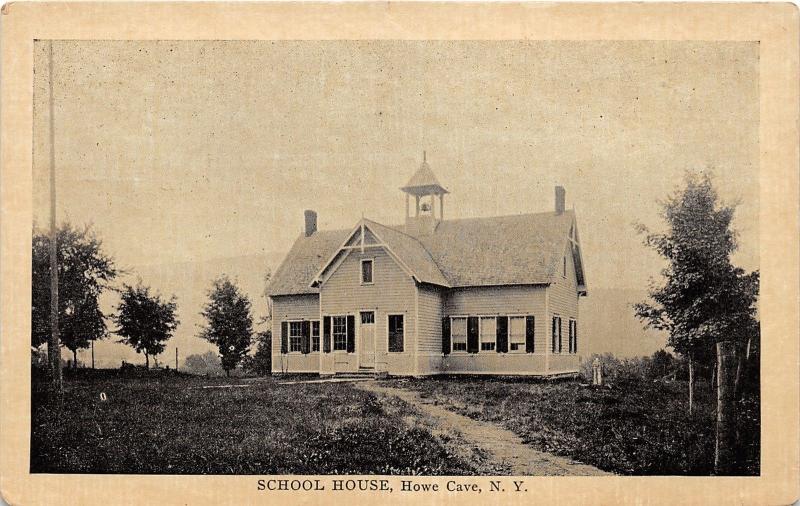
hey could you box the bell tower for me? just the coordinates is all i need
[401,151,448,235]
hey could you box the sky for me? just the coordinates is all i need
[32,40,759,365]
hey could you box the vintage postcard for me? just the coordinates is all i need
[1,2,798,505]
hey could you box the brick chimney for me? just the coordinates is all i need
[304,210,317,237]
[555,186,566,214]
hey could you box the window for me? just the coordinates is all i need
[552,316,562,353]
[311,320,320,352]
[289,321,303,353]
[569,319,577,354]
[332,316,348,351]
[509,316,526,352]
[360,259,374,284]
[451,317,467,352]
[563,256,567,277]
[361,311,375,324]
[480,317,497,351]
[388,314,404,352]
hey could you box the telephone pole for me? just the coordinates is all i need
[47,40,62,392]
[175,347,178,370]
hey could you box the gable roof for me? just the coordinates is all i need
[406,211,578,287]
[266,210,585,296]
[266,229,350,296]
[360,219,450,287]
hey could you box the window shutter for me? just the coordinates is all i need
[346,314,356,353]
[467,316,479,354]
[280,321,288,354]
[574,321,578,353]
[525,316,535,353]
[442,317,451,355]
[558,318,563,353]
[301,320,311,354]
[496,316,508,353]
[323,316,331,353]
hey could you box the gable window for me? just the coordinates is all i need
[332,316,348,351]
[509,316,526,352]
[388,314,404,352]
[568,319,577,354]
[289,321,303,353]
[563,256,567,277]
[451,317,468,352]
[360,259,374,284]
[552,316,562,353]
[480,317,497,351]
[311,320,320,352]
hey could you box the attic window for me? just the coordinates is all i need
[562,256,567,277]
[361,259,374,284]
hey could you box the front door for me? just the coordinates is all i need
[359,311,375,368]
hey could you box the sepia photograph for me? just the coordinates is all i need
[26,37,766,478]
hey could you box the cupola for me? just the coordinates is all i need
[401,152,448,235]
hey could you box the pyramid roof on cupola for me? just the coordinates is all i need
[400,152,449,196]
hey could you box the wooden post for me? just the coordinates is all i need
[688,352,694,415]
[91,340,95,369]
[47,40,62,393]
[715,340,738,474]
[405,193,410,220]
[175,347,178,370]
[439,193,444,220]
[415,195,420,217]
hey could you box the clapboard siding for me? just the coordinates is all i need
[548,243,580,356]
[417,284,443,354]
[443,285,549,353]
[320,247,417,374]
[270,294,320,373]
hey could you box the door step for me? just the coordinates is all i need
[333,369,387,379]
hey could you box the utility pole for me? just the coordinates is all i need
[175,347,178,370]
[91,340,95,369]
[47,40,62,393]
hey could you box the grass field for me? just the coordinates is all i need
[31,371,486,475]
[381,375,760,475]
[32,370,758,476]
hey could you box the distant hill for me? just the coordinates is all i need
[579,287,668,358]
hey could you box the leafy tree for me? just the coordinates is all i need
[32,223,118,366]
[183,350,224,376]
[648,349,676,380]
[635,172,759,415]
[242,330,272,376]
[199,275,253,376]
[114,282,179,369]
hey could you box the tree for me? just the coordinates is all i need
[183,351,224,376]
[199,275,253,376]
[242,330,272,376]
[634,172,759,474]
[32,223,118,366]
[114,282,179,369]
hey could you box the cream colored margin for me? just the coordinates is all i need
[1,3,798,506]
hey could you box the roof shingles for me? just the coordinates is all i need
[266,211,577,296]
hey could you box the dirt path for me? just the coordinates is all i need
[356,381,611,476]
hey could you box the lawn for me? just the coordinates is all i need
[31,371,480,475]
[380,375,760,476]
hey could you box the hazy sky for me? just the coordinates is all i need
[33,40,759,365]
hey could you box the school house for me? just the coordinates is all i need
[266,156,588,376]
